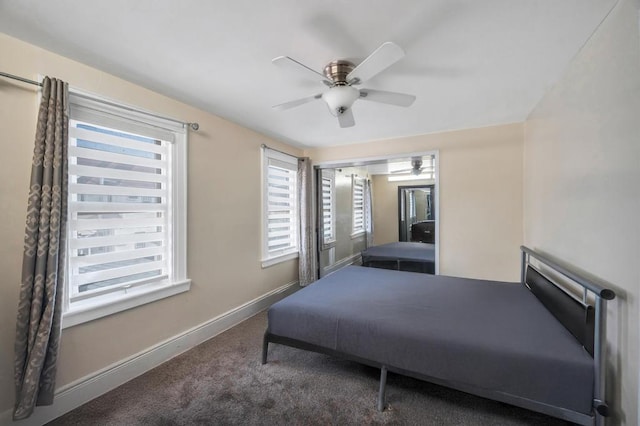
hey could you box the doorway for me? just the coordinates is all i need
[398,185,435,243]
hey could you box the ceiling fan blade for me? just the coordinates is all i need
[391,166,435,173]
[359,89,416,107]
[273,94,322,111]
[337,108,355,128]
[272,56,332,86]
[346,42,405,85]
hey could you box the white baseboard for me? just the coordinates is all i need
[0,281,298,426]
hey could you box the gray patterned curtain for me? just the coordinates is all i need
[14,77,69,420]
[297,157,317,286]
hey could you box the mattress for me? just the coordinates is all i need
[361,242,435,273]
[361,242,435,263]
[267,266,594,414]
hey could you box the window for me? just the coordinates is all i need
[320,170,336,247]
[408,190,416,223]
[64,92,189,327]
[262,148,298,267]
[352,175,365,237]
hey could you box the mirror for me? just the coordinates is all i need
[316,166,370,277]
[398,185,435,243]
[315,153,438,277]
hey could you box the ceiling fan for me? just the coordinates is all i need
[272,42,416,128]
[391,157,433,176]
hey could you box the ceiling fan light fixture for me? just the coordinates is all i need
[322,86,360,116]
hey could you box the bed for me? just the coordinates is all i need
[262,246,615,425]
[361,241,435,274]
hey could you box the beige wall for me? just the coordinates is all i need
[306,123,524,282]
[371,176,434,245]
[0,34,300,412]
[523,0,640,423]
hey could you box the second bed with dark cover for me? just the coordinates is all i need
[361,242,435,273]
[265,265,594,418]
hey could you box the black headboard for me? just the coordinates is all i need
[526,266,595,356]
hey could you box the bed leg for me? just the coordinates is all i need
[262,333,269,365]
[377,366,388,412]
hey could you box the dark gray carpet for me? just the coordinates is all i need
[48,311,571,425]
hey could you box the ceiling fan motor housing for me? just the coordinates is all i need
[323,60,355,85]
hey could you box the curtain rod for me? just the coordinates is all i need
[261,143,303,159]
[0,70,42,87]
[0,70,200,131]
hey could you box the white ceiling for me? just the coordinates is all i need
[0,0,616,148]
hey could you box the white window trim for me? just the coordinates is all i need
[261,251,299,269]
[261,147,299,268]
[63,279,191,328]
[351,175,366,238]
[62,90,190,328]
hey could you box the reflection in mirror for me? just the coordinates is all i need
[398,185,435,243]
[316,166,370,277]
[315,152,438,277]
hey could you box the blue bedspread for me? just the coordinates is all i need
[267,266,594,415]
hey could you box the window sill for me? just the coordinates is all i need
[321,239,336,250]
[261,251,299,268]
[62,279,191,329]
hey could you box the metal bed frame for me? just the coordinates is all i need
[263,246,616,425]
[520,246,615,425]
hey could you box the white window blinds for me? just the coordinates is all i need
[68,121,171,301]
[264,150,298,260]
[352,175,365,235]
[321,172,336,245]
